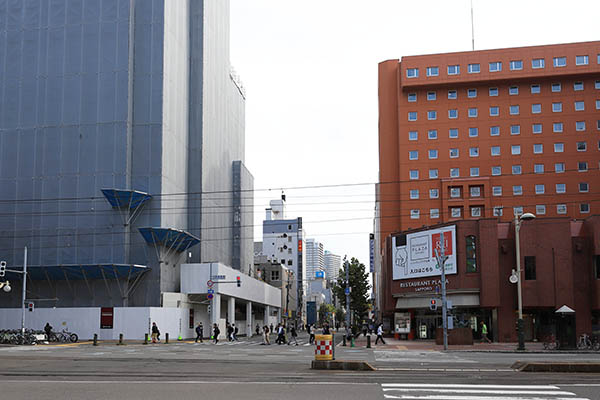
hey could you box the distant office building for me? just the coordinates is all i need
[324,250,341,282]
[305,239,325,280]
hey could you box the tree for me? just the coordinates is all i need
[332,257,371,327]
[318,303,335,326]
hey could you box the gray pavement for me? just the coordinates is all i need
[0,334,599,399]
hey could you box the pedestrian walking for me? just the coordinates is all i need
[262,325,270,345]
[213,323,220,344]
[195,322,203,343]
[480,321,491,343]
[308,324,315,344]
[375,323,386,345]
[322,322,330,335]
[233,324,239,341]
[255,324,261,336]
[44,322,53,341]
[270,323,274,336]
[276,324,286,345]
[288,326,298,346]
[151,322,160,343]
[227,323,234,342]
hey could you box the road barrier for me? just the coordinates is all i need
[314,334,333,361]
[118,333,124,345]
[165,333,169,344]
[93,334,98,346]
[367,335,371,348]
[143,333,148,345]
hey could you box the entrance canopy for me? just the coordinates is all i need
[138,227,200,252]
[555,305,576,314]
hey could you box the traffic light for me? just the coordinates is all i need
[236,276,241,287]
[0,261,6,277]
[28,302,34,312]
[429,299,438,311]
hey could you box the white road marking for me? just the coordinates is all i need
[382,384,561,389]
[383,396,587,400]
[0,380,378,386]
[383,388,575,395]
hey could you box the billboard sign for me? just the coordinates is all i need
[315,270,325,278]
[392,225,456,280]
[369,233,375,273]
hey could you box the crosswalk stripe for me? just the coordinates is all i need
[383,395,587,400]
[382,384,560,389]
[382,388,575,395]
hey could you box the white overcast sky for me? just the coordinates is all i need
[229,0,600,269]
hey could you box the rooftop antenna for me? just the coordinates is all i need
[470,0,475,51]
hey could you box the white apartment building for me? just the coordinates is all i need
[324,251,342,283]
[305,239,325,280]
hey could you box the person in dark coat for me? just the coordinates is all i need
[255,324,261,336]
[44,323,53,341]
[288,326,298,346]
[151,322,160,343]
[195,323,203,343]
[213,323,220,344]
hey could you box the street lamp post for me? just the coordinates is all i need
[514,213,535,351]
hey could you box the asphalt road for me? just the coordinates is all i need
[1,334,599,400]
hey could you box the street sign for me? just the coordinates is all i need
[211,275,226,280]
[207,280,214,287]
[207,289,214,294]
[344,287,350,295]
[207,293,214,300]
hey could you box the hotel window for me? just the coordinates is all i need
[467,88,477,98]
[410,189,419,199]
[533,143,543,154]
[556,183,566,193]
[576,55,589,65]
[534,164,544,174]
[489,106,499,116]
[491,146,500,156]
[552,102,562,112]
[536,205,546,215]
[429,149,438,159]
[429,189,439,199]
[553,122,563,132]
[574,81,584,91]
[489,61,502,72]
[531,103,541,113]
[509,86,519,95]
[430,209,440,219]
[532,123,542,134]
[553,57,567,67]
[524,256,536,280]
[596,80,600,89]
[407,68,419,78]
[554,143,564,153]
[470,186,481,197]
[447,65,460,75]
[557,204,567,214]
[510,125,520,135]
[470,167,479,177]
[596,100,600,110]
[578,162,588,172]
[532,58,545,69]
[576,121,586,131]
[427,91,437,101]
[448,90,457,99]
[449,148,459,158]
[492,186,502,196]
[579,182,589,193]
[450,187,461,198]
[426,66,439,76]
[408,112,417,121]
[510,105,520,115]
[555,163,565,173]
[596,255,600,280]
[531,84,541,94]
[429,169,438,179]
[491,166,501,176]
[535,184,545,194]
[577,141,587,151]
[409,150,419,160]
[512,165,522,175]
[489,87,498,96]
[513,185,523,195]
[470,207,482,218]
[468,107,478,117]
[428,130,438,139]
[410,209,420,219]
[408,93,417,102]
[451,207,462,218]
[409,131,418,140]
[580,204,590,213]
[511,145,521,155]
[450,168,460,178]
[409,170,419,180]
[510,60,523,70]
[468,127,478,137]
[469,147,479,157]
[448,109,458,119]
[468,63,480,73]
[449,128,458,138]
[574,101,585,111]
[513,206,524,216]
[551,83,561,92]
[428,110,437,120]
[493,206,503,216]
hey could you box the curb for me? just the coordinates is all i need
[311,360,376,371]
[512,361,600,373]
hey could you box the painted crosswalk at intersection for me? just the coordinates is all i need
[381,383,590,400]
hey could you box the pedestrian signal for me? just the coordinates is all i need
[0,261,6,277]
[27,302,34,312]
[236,276,241,287]
[429,299,437,311]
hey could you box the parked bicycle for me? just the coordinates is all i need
[543,334,559,350]
[577,334,600,351]
[51,328,78,343]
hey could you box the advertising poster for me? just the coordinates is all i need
[392,225,456,280]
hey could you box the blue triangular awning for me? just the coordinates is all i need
[138,227,200,252]
[101,189,152,209]
[5,264,148,281]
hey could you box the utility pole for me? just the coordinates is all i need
[21,247,27,337]
[434,239,448,351]
[345,260,350,330]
